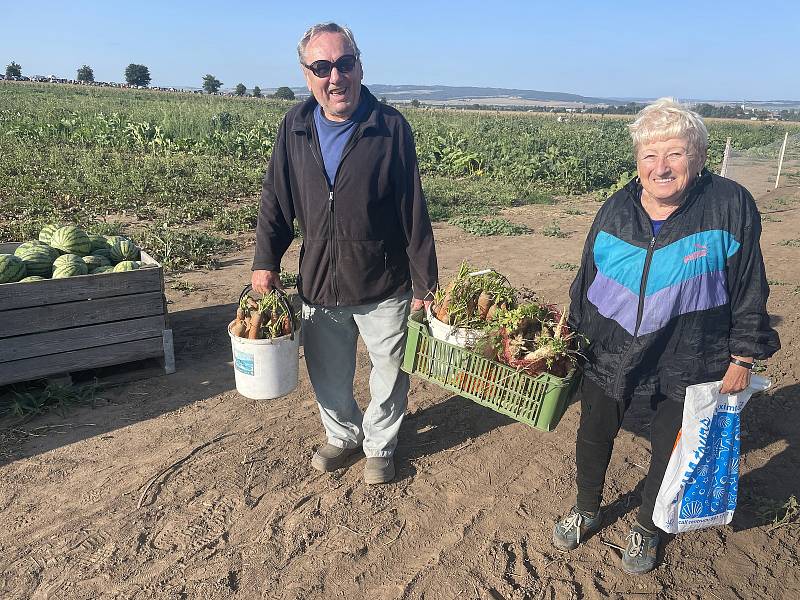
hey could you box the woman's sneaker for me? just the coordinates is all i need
[552,507,603,551]
[621,524,661,574]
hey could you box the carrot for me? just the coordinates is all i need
[485,303,498,322]
[436,290,452,323]
[248,309,263,339]
[236,307,246,322]
[477,291,493,320]
[230,320,247,338]
[280,314,292,336]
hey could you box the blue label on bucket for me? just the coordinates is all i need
[234,349,255,376]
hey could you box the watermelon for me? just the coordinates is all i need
[15,240,59,261]
[83,254,111,272]
[53,253,86,271]
[88,234,111,252]
[91,248,116,262]
[113,260,140,272]
[104,235,129,246]
[50,225,91,256]
[0,254,28,283]
[19,276,46,282]
[92,266,115,274]
[109,239,140,263]
[16,244,55,277]
[38,223,62,245]
[52,262,89,278]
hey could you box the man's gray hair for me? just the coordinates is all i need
[297,23,361,64]
[629,97,709,168]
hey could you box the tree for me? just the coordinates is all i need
[76,65,94,83]
[252,86,262,98]
[410,98,420,108]
[124,64,151,87]
[202,74,222,94]
[5,61,22,78]
[234,83,246,96]
[380,96,388,104]
[273,86,295,100]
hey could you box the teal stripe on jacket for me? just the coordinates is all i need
[593,229,741,297]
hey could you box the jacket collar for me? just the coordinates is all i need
[291,85,379,135]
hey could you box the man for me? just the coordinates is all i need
[251,23,438,485]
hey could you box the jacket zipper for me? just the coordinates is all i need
[328,190,338,303]
[307,122,365,306]
[634,236,657,337]
[613,231,658,395]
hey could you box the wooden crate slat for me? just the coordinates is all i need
[0,336,165,386]
[0,243,22,254]
[0,268,163,311]
[1,291,166,338]
[0,315,167,362]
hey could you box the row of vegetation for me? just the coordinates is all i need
[1,83,796,269]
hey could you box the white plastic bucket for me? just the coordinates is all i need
[228,320,300,399]
[426,307,483,348]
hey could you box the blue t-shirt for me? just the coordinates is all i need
[313,97,368,187]
[651,219,665,236]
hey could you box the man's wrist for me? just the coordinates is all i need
[730,357,754,370]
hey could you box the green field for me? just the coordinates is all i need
[1,82,795,268]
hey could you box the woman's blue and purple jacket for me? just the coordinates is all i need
[568,170,780,402]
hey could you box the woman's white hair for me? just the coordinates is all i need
[297,22,361,64]
[629,97,708,168]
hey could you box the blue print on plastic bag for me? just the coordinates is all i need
[679,404,740,523]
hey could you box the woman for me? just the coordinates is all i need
[553,98,780,574]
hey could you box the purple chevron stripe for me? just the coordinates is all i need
[587,271,638,335]
[638,270,729,335]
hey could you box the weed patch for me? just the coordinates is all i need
[553,262,579,271]
[541,221,569,238]
[0,381,100,419]
[448,216,531,237]
[139,226,235,270]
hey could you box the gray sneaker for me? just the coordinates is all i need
[621,525,661,575]
[311,443,360,472]
[552,506,603,551]
[363,457,395,485]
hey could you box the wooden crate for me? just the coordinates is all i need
[0,242,175,386]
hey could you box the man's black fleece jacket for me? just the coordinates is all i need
[252,86,438,307]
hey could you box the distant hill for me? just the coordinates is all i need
[264,84,609,105]
[362,84,609,105]
[247,85,800,110]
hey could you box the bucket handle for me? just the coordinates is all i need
[239,284,296,341]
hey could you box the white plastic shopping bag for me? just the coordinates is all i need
[652,375,771,533]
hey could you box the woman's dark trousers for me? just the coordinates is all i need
[575,377,684,532]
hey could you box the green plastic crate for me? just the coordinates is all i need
[402,317,578,431]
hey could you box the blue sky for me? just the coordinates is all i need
[1,0,797,100]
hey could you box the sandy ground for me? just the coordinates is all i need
[1,180,799,600]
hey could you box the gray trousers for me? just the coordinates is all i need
[301,292,412,458]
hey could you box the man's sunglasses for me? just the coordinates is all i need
[302,54,358,78]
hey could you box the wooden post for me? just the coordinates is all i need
[775,132,789,189]
[161,329,176,374]
[720,137,732,178]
